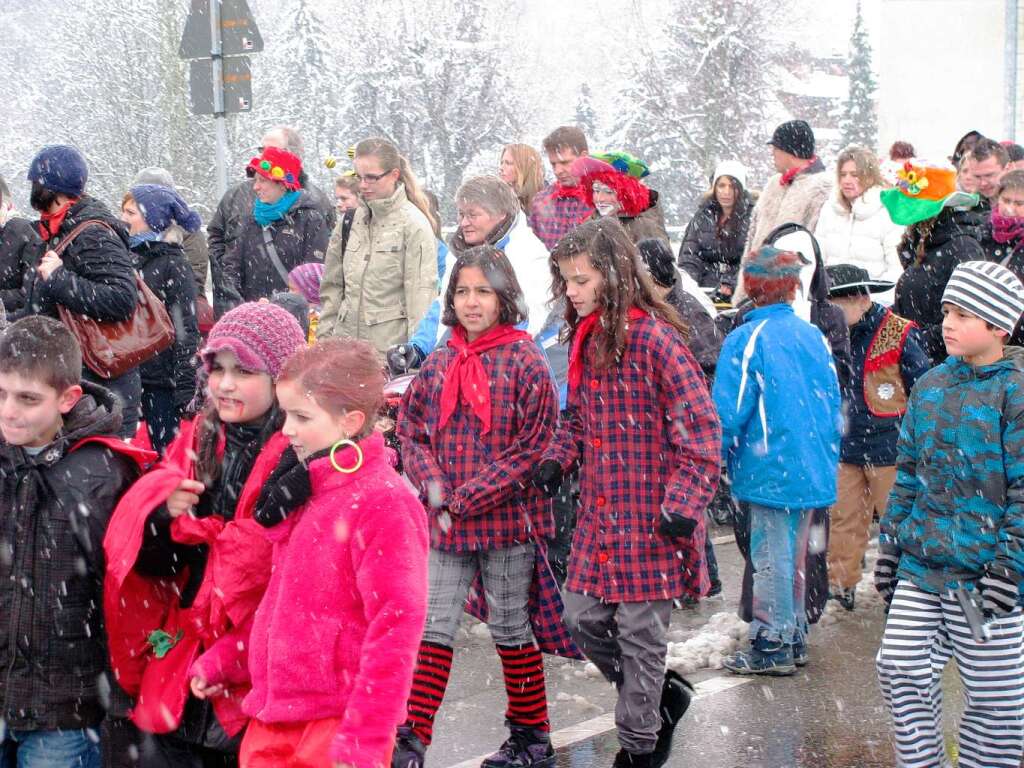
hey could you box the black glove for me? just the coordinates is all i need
[873,546,900,607]
[659,510,698,539]
[532,460,564,498]
[254,446,329,527]
[386,343,424,376]
[979,564,1020,617]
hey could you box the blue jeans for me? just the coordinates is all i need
[748,503,813,645]
[0,728,99,768]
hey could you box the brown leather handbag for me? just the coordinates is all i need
[50,220,175,379]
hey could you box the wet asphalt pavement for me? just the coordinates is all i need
[426,526,968,768]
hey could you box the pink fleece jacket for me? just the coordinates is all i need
[200,432,428,767]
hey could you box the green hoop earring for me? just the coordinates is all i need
[329,438,363,474]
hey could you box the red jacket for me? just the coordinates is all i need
[103,414,289,736]
[544,315,721,602]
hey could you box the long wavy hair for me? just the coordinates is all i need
[549,218,688,371]
[501,144,545,213]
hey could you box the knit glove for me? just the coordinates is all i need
[532,460,564,498]
[979,564,1020,617]
[658,509,698,539]
[873,545,901,607]
[386,343,424,376]
[254,446,329,527]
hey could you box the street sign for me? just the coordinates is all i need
[189,57,252,115]
[179,0,263,60]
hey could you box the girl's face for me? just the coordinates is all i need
[714,176,736,210]
[121,200,149,236]
[557,252,605,318]
[277,379,366,461]
[998,187,1024,217]
[453,265,501,341]
[335,186,359,213]
[207,350,275,424]
[253,174,287,204]
[839,160,864,201]
[354,155,399,201]
[499,149,518,185]
[592,182,621,217]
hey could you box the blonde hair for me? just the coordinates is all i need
[334,173,359,195]
[835,146,885,209]
[501,144,545,212]
[355,138,439,237]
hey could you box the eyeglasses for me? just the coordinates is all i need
[356,171,391,183]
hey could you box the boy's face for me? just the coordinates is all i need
[830,293,872,327]
[0,371,82,448]
[942,302,1007,365]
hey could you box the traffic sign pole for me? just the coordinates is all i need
[209,0,228,200]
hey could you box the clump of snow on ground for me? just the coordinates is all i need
[666,611,749,675]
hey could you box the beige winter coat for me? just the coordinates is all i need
[318,183,438,353]
[734,163,832,303]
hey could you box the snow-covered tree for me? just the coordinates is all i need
[342,0,522,221]
[839,1,878,151]
[574,83,598,141]
[614,0,790,221]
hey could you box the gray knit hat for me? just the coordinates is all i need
[941,260,1024,334]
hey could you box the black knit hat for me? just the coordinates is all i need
[637,238,677,288]
[768,120,815,160]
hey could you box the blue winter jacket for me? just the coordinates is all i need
[880,347,1024,593]
[712,303,842,510]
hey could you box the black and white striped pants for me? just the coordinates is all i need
[876,580,1024,768]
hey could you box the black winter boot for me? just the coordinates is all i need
[650,670,694,767]
[480,725,555,768]
[612,749,655,767]
[392,725,426,768]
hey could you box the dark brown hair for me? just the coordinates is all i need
[442,245,525,329]
[889,141,915,160]
[970,137,1009,167]
[549,218,688,371]
[0,316,82,392]
[542,126,588,156]
[277,339,385,440]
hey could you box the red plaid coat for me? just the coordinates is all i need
[399,338,558,552]
[545,315,722,603]
[528,183,594,250]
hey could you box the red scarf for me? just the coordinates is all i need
[567,307,647,394]
[37,199,77,240]
[780,157,818,187]
[438,324,531,434]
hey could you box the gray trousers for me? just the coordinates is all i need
[562,591,672,755]
[422,543,535,647]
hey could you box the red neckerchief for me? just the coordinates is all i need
[780,157,818,187]
[438,324,531,434]
[553,182,587,201]
[567,306,647,394]
[37,199,77,240]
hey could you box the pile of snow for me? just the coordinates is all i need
[666,611,749,675]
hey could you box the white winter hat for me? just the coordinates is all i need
[712,160,748,190]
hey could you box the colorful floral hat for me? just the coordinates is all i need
[246,146,302,191]
[590,150,650,180]
[880,161,978,226]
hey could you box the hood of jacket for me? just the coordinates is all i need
[829,185,886,222]
[365,182,411,219]
[130,237,185,268]
[939,344,1024,383]
[59,195,131,250]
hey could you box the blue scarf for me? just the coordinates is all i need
[253,190,301,228]
[129,231,160,248]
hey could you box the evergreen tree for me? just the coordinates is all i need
[574,83,598,140]
[840,1,878,151]
[614,0,789,221]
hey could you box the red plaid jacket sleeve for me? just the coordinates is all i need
[656,330,722,523]
[397,361,453,508]
[454,348,558,517]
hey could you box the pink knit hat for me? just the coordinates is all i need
[202,302,305,377]
[288,262,325,307]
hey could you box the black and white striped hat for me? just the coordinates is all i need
[941,260,1024,334]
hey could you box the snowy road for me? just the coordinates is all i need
[426,525,967,768]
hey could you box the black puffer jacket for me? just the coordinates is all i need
[208,180,336,316]
[20,196,137,323]
[0,384,142,730]
[894,206,986,365]
[220,191,330,308]
[664,281,721,379]
[678,193,754,291]
[133,238,200,406]
[0,217,42,313]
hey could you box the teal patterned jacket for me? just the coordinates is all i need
[880,347,1024,593]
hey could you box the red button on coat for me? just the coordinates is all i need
[592,438,602,448]
[456,444,464,453]
[598,553,609,564]
[596,496,606,507]
[590,379,600,389]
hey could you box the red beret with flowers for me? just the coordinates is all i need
[246,146,302,191]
